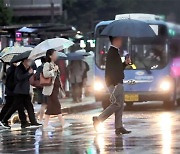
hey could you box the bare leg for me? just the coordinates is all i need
[44,114,50,128]
[57,114,65,126]
[39,104,47,121]
[36,110,40,119]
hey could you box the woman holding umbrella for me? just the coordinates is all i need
[42,49,70,131]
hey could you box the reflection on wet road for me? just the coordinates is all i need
[0,102,180,154]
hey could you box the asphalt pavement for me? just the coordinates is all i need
[0,101,180,154]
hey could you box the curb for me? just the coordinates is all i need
[62,101,102,114]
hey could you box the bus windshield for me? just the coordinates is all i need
[95,37,168,70]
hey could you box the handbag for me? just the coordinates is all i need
[30,74,43,88]
[40,73,52,86]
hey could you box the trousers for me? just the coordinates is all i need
[2,94,37,124]
[98,83,124,129]
[0,96,27,124]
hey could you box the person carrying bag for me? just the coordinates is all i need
[42,49,70,131]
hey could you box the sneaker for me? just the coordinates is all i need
[92,117,100,131]
[0,121,11,129]
[43,125,55,131]
[21,123,31,129]
[115,127,131,135]
[62,122,71,129]
[37,120,43,125]
[30,123,42,128]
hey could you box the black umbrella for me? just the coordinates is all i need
[101,19,156,38]
[11,50,31,63]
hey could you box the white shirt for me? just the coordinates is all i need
[110,45,120,51]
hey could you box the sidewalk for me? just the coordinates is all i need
[34,96,102,114]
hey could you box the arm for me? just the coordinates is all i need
[6,67,12,78]
[16,67,33,81]
[43,62,55,78]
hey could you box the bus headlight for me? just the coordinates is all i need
[159,79,172,91]
[94,81,104,91]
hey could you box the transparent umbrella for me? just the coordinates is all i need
[29,38,74,60]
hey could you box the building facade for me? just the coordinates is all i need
[4,0,63,17]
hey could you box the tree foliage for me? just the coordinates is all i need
[0,0,12,26]
[63,0,180,32]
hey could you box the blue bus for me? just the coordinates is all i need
[93,14,180,109]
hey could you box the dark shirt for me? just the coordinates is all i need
[105,46,126,86]
[14,63,33,95]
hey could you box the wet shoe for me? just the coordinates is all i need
[21,123,31,129]
[62,122,71,129]
[0,121,11,129]
[37,120,43,125]
[115,127,131,135]
[93,116,100,131]
[43,125,55,131]
[30,123,42,128]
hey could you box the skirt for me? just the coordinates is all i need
[45,77,62,115]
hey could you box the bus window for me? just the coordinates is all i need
[131,38,167,70]
[96,37,168,70]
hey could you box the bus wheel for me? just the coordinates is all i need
[163,100,175,110]
[102,100,110,110]
[125,102,134,109]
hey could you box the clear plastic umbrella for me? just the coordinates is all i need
[29,38,74,60]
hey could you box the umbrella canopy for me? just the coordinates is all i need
[67,50,90,60]
[57,52,67,60]
[28,38,74,60]
[11,50,31,63]
[18,27,37,33]
[0,46,33,63]
[101,19,156,38]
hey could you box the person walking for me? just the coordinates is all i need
[0,63,29,128]
[82,61,90,98]
[35,58,47,123]
[67,60,87,102]
[42,49,70,131]
[93,36,131,135]
[0,59,41,128]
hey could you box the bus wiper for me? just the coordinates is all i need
[137,56,152,74]
[141,61,152,74]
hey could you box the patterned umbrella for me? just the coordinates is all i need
[0,46,33,63]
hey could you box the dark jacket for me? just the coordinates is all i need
[14,63,33,95]
[105,46,126,86]
[5,65,16,96]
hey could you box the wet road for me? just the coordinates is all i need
[0,102,180,154]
